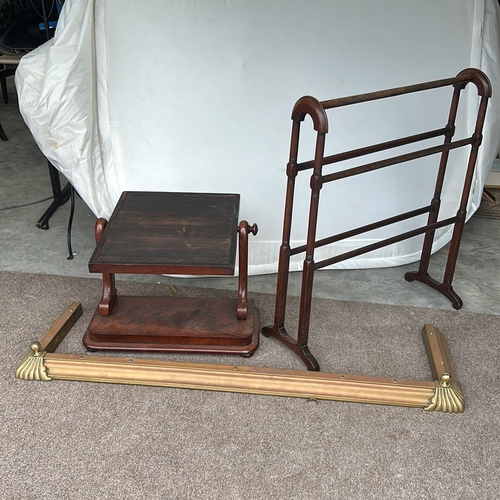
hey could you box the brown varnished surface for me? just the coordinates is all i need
[264,69,491,370]
[89,192,240,275]
[83,296,259,354]
[95,218,117,315]
[86,191,259,354]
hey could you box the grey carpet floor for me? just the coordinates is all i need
[1,272,499,499]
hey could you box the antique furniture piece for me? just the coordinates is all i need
[17,302,465,413]
[83,191,259,356]
[262,68,492,371]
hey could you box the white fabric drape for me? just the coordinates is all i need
[16,0,500,274]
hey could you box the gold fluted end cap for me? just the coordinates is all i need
[15,341,52,381]
[424,375,464,413]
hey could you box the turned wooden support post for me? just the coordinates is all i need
[95,218,117,316]
[237,221,258,320]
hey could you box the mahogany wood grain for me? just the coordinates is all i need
[263,68,491,371]
[95,218,117,316]
[85,191,259,355]
[89,192,240,275]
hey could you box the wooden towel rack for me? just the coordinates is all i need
[262,68,492,371]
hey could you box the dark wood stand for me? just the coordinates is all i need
[83,191,259,355]
[263,68,491,371]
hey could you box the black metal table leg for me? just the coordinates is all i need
[66,184,75,260]
[36,161,71,230]
[0,122,8,141]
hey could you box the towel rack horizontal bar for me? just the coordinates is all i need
[295,126,450,173]
[319,73,482,110]
[321,137,473,184]
[290,204,434,256]
[314,216,459,270]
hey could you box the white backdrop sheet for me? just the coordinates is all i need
[16,0,500,274]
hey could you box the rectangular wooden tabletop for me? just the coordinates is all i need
[88,191,240,275]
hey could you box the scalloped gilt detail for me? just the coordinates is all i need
[424,380,464,413]
[15,342,52,381]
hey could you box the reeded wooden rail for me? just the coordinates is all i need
[16,303,465,413]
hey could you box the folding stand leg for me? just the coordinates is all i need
[405,85,487,310]
[404,86,463,307]
[262,242,320,371]
[262,120,325,371]
[405,217,465,310]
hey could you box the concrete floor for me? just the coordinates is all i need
[1,76,499,315]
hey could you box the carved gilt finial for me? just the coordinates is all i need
[15,342,52,381]
[440,372,451,387]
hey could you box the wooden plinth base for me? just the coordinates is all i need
[83,296,259,356]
